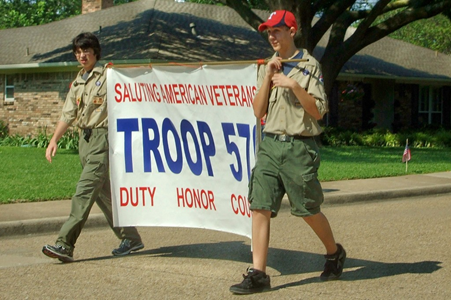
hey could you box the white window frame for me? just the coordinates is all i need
[4,75,14,102]
[419,86,443,125]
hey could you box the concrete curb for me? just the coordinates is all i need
[0,214,108,237]
[1,184,450,237]
[324,185,451,204]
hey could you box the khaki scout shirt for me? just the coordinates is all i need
[60,62,108,129]
[258,49,328,136]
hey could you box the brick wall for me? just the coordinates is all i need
[0,71,77,137]
[336,81,363,130]
[393,84,413,132]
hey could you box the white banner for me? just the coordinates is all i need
[107,64,257,238]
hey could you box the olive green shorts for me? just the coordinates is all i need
[248,136,324,218]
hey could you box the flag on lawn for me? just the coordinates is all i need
[402,141,411,163]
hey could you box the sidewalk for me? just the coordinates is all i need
[1,172,450,237]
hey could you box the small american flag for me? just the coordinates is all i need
[402,142,411,163]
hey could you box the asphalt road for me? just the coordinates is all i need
[1,194,450,300]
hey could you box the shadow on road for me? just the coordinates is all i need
[272,259,442,291]
[75,240,442,291]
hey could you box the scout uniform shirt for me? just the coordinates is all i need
[258,49,328,137]
[60,62,108,129]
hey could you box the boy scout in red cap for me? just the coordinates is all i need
[230,10,346,294]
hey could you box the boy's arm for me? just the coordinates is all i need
[253,57,283,119]
[270,73,322,120]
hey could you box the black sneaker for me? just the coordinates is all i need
[229,268,271,294]
[42,244,74,263]
[320,243,346,281]
[112,239,144,256]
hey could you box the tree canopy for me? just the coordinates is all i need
[2,0,450,125]
[194,0,451,123]
[388,13,451,54]
[0,0,137,29]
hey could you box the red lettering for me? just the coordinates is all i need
[115,83,123,102]
[163,84,176,103]
[120,187,128,206]
[176,188,185,207]
[208,190,216,210]
[176,187,216,210]
[143,83,161,102]
[131,187,138,206]
[179,84,190,104]
[218,85,227,105]
[133,83,142,102]
[211,85,222,106]
[118,186,155,207]
[196,85,207,105]
[123,83,131,102]
[226,85,235,106]
[231,194,251,218]
[139,187,147,206]
[185,188,193,208]
[233,85,241,106]
[148,187,156,206]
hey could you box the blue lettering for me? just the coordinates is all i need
[237,123,252,181]
[117,118,217,177]
[117,118,139,173]
[162,118,183,174]
[181,120,202,176]
[142,118,165,172]
[222,122,242,181]
[197,121,215,177]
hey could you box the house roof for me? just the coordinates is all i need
[0,0,272,67]
[337,28,451,82]
[0,0,450,82]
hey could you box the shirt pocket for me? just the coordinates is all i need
[268,89,278,110]
[92,77,107,107]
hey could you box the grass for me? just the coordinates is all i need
[0,145,450,204]
[0,146,80,203]
[319,146,450,180]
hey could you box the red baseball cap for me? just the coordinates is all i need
[258,10,298,32]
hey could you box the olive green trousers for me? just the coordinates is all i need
[56,128,141,251]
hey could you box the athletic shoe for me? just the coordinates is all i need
[229,268,271,294]
[112,239,144,256]
[320,243,346,281]
[42,244,74,263]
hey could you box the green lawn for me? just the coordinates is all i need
[0,146,80,203]
[319,146,451,181]
[0,145,450,203]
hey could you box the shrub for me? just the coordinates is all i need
[0,128,79,150]
[363,131,386,146]
[58,129,79,150]
[413,132,433,147]
[0,119,8,139]
[0,134,27,146]
[320,126,450,148]
[433,129,451,147]
[28,127,50,148]
[1,126,448,150]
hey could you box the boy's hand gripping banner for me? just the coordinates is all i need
[107,64,257,238]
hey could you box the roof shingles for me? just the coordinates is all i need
[0,0,450,80]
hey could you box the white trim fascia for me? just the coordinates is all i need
[337,73,451,84]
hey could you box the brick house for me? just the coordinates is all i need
[326,30,451,131]
[1,0,450,136]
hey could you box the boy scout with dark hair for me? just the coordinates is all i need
[230,11,346,294]
[42,32,144,262]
